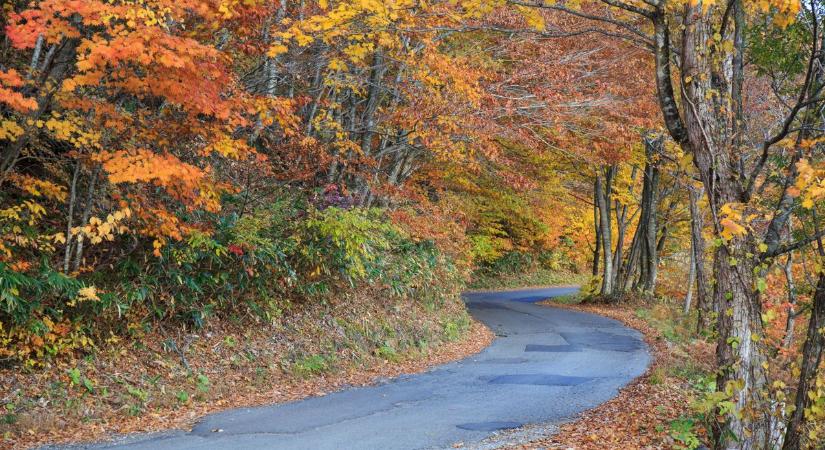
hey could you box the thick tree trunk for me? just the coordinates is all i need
[713,236,770,450]
[782,272,825,450]
[678,0,771,445]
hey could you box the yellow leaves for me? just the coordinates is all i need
[328,58,348,71]
[742,0,800,27]
[343,42,374,63]
[0,316,94,368]
[795,159,825,209]
[0,119,25,141]
[75,286,100,303]
[202,135,254,159]
[267,44,289,57]
[7,173,68,202]
[153,238,165,257]
[719,203,748,241]
[43,113,102,149]
[515,5,545,31]
[70,208,131,246]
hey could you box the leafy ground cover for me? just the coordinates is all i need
[1,294,493,448]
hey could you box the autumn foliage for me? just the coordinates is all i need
[2,0,825,448]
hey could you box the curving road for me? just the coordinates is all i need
[69,287,649,450]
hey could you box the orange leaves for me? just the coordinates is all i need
[96,149,203,185]
[94,149,223,212]
[0,69,37,113]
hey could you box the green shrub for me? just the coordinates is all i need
[0,190,470,367]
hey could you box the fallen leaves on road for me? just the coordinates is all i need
[511,301,714,450]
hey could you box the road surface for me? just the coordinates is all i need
[66,286,649,450]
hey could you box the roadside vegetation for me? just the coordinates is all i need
[469,251,588,290]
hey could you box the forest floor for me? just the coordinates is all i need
[1,296,493,449]
[511,297,716,449]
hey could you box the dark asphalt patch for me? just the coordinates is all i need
[524,344,580,352]
[456,421,523,431]
[487,374,592,386]
[478,357,530,364]
[559,330,643,352]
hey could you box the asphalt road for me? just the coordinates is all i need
[66,286,649,450]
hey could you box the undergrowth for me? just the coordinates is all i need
[469,250,588,290]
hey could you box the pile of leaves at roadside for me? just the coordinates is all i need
[514,298,715,449]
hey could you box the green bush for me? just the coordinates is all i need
[0,193,469,366]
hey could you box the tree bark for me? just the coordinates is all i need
[592,185,601,277]
[72,166,100,272]
[689,184,711,332]
[595,168,614,296]
[782,272,825,450]
[684,238,696,315]
[63,161,81,273]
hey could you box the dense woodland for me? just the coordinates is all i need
[1,0,825,448]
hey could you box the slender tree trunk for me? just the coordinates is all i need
[592,186,601,277]
[72,167,100,272]
[684,238,696,315]
[689,184,711,332]
[638,135,661,293]
[596,168,614,297]
[63,162,81,273]
[782,251,798,349]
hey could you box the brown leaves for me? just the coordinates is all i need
[1,300,493,449]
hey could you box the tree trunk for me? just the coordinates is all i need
[781,251,798,349]
[637,135,661,293]
[592,185,601,277]
[72,167,100,272]
[595,169,614,296]
[684,238,696,315]
[63,161,81,273]
[689,184,711,332]
[782,272,825,450]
